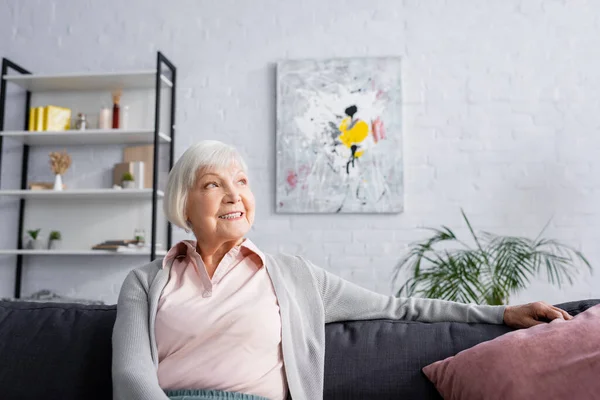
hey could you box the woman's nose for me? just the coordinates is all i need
[224,186,241,203]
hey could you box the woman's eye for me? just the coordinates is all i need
[238,179,248,185]
[205,182,218,189]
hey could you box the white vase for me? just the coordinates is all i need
[48,239,61,250]
[53,174,63,191]
[122,180,136,189]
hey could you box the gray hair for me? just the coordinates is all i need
[163,140,248,230]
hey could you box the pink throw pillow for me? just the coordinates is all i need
[423,304,600,400]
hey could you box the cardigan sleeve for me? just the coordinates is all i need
[302,257,506,325]
[112,270,169,400]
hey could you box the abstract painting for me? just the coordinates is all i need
[276,57,403,213]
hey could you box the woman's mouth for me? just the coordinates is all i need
[218,212,244,220]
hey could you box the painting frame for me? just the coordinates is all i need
[276,56,403,214]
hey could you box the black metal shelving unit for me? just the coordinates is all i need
[0,51,176,298]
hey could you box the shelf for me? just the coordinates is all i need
[0,249,167,256]
[2,70,173,92]
[0,189,164,199]
[0,129,171,146]
[1,53,176,299]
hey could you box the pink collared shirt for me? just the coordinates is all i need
[155,239,287,400]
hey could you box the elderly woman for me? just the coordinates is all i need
[112,140,572,400]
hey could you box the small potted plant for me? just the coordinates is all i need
[121,172,135,189]
[48,230,62,250]
[25,229,43,250]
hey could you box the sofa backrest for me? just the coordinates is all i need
[0,302,116,400]
[1,299,597,400]
[323,299,599,399]
[325,318,511,399]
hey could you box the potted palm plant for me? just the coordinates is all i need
[393,210,592,305]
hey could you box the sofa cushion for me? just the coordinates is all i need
[422,303,600,400]
[0,301,116,400]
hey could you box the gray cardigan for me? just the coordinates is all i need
[112,252,506,400]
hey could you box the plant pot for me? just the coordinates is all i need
[48,239,61,250]
[26,238,44,250]
[122,181,136,189]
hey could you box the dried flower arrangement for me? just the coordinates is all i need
[49,150,72,175]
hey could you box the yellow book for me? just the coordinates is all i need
[43,105,71,131]
[35,107,44,131]
[28,108,37,131]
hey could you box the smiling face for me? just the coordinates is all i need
[185,163,255,249]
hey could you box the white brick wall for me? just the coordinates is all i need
[0,0,598,305]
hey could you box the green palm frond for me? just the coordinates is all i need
[532,238,591,287]
[484,235,537,304]
[393,210,592,305]
[392,226,461,292]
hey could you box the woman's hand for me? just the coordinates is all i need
[503,301,573,329]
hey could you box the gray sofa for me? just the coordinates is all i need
[0,299,598,399]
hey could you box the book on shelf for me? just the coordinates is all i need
[92,240,161,253]
[101,240,139,245]
[28,107,37,132]
[28,105,71,131]
[92,244,144,252]
[35,107,44,131]
[93,239,138,247]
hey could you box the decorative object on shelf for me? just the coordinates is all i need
[276,57,403,213]
[48,231,62,250]
[74,113,87,130]
[29,181,66,190]
[28,105,71,131]
[113,161,144,189]
[124,145,153,188]
[52,175,62,192]
[112,89,122,129]
[134,228,146,245]
[25,229,43,250]
[51,170,64,191]
[121,172,136,189]
[121,105,130,130]
[49,150,72,191]
[393,209,593,306]
[99,105,111,129]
